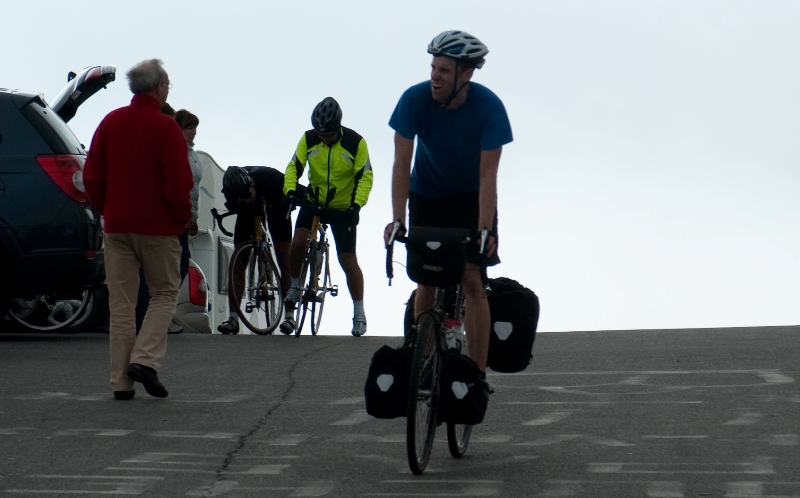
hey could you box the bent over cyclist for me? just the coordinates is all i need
[385,30,513,376]
[284,97,373,336]
[218,166,294,334]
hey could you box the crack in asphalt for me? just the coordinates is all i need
[213,340,343,481]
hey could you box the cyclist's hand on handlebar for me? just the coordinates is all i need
[281,191,296,216]
[384,220,406,246]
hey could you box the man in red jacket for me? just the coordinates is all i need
[84,59,193,400]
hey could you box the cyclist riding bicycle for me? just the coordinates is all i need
[284,97,373,336]
[384,30,513,382]
[218,166,294,334]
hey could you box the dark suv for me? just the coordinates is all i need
[0,66,114,331]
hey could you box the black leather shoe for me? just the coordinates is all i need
[113,390,135,400]
[127,363,168,398]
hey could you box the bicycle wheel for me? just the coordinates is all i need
[309,242,329,336]
[8,289,92,331]
[293,242,313,337]
[229,242,283,335]
[447,422,472,458]
[406,312,442,475]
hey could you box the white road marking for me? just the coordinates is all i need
[531,481,580,496]
[725,481,763,497]
[3,488,144,495]
[104,467,215,474]
[95,430,133,437]
[724,412,763,426]
[0,428,35,435]
[647,481,684,497]
[766,434,799,445]
[524,411,573,426]
[330,410,372,426]
[242,464,291,475]
[642,435,708,439]
[473,435,511,443]
[588,457,774,475]
[504,401,704,405]
[55,429,101,436]
[517,435,633,447]
[364,480,502,497]
[122,453,216,463]
[269,434,308,445]
[329,397,364,405]
[25,476,162,480]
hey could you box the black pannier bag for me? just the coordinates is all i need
[486,277,540,373]
[438,350,489,425]
[405,227,470,288]
[364,344,413,419]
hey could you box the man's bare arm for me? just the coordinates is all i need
[478,147,502,256]
[385,132,415,244]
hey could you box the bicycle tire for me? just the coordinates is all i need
[229,242,283,335]
[446,422,472,458]
[294,241,314,337]
[310,242,329,336]
[8,289,92,331]
[406,312,442,475]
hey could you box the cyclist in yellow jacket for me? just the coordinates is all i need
[283,97,373,336]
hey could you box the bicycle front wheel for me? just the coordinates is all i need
[310,243,330,336]
[406,312,442,475]
[447,423,472,458]
[229,242,283,335]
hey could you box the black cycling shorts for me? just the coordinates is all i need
[233,204,292,247]
[295,207,357,254]
[408,191,500,267]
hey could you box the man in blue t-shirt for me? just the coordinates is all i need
[385,30,513,376]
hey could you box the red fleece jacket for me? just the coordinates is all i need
[84,94,193,236]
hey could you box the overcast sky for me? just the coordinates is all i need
[2,0,798,334]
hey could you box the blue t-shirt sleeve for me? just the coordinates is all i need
[480,93,513,151]
[389,86,420,140]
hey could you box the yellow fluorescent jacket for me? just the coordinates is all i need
[283,127,373,210]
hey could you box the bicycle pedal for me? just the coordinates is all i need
[330,285,339,297]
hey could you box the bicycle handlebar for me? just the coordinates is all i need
[210,208,234,237]
[385,221,407,286]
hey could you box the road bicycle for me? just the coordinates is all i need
[386,223,489,474]
[287,188,338,336]
[211,198,284,334]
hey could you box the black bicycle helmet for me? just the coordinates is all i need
[222,166,251,202]
[311,97,342,133]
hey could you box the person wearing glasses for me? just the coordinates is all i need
[218,166,295,335]
[84,59,193,400]
[283,97,374,337]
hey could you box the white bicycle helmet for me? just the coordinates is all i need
[427,30,488,69]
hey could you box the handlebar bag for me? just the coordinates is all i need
[486,277,540,373]
[406,227,470,288]
[364,344,413,419]
[438,350,489,425]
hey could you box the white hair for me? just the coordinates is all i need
[126,59,167,94]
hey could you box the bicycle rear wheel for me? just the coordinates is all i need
[446,423,472,458]
[406,312,441,475]
[229,242,283,335]
[310,242,329,336]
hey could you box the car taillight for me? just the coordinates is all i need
[188,266,208,306]
[36,155,87,204]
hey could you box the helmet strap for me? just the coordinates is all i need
[440,64,468,109]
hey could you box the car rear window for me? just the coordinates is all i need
[20,97,85,155]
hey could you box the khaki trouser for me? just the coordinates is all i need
[104,233,181,391]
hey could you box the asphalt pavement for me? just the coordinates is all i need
[1,326,799,497]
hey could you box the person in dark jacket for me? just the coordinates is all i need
[84,59,193,400]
